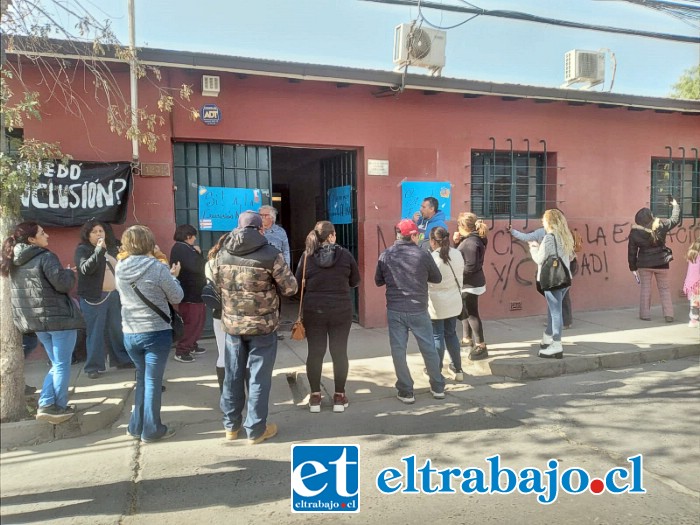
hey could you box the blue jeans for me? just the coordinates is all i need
[387,309,445,395]
[124,329,172,441]
[36,330,77,410]
[544,287,569,342]
[432,317,462,371]
[220,332,277,440]
[81,292,130,373]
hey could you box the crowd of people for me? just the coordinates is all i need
[2,195,697,441]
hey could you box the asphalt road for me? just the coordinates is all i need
[1,357,698,525]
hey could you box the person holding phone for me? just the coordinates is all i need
[75,220,132,379]
[628,197,681,322]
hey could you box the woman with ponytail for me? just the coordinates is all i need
[1,222,84,424]
[295,221,360,413]
[427,227,465,381]
[453,212,489,360]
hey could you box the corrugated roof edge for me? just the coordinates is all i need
[7,36,700,114]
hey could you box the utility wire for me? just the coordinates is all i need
[359,0,700,43]
[595,0,700,28]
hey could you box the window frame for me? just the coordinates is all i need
[470,149,546,219]
[650,157,698,219]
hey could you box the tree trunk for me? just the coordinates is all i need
[0,212,26,423]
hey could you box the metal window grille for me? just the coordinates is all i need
[4,127,23,156]
[650,158,699,219]
[470,150,545,219]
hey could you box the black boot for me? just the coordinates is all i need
[216,367,225,393]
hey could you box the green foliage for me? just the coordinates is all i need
[1,69,70,215]
[0,140,71,215]
[670,65,700,100]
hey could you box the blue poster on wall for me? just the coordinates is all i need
[401,181,452,220]
[198,186,262,231]
[328,185,353,225]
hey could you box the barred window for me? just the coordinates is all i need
[470,150,545,219]
[650,158,698,218]
[4,128,23,156]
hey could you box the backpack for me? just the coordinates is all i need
[201,279,222,311]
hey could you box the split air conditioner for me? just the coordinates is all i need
[393,23,446,75]
[564,50,605,87]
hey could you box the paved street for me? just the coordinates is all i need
[1,352,698,525]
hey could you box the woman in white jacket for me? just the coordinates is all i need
[529,209,574,359]
[427,227,465,381]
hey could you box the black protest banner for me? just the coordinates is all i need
[20,161,132,226]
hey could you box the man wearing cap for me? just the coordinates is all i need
[375,218,446,404]
[212,210,298,445]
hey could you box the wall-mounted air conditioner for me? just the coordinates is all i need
[202,75,221,97]
[393,23,446,75]
[564,50,605,87]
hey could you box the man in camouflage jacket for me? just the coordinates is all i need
[213,211,298,444]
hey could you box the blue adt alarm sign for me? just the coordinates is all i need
[200,104,222,125]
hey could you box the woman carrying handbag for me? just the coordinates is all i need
[115,226,184,443]
[427,227,465,381]
[529,209,575,359]
[295,221,360,413]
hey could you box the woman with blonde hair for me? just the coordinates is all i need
[453,212,489,361]
[529,209,575,359]
[295,221,360,413]
[205,233,229,391]
[115,225,184,443]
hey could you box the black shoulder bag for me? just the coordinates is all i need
[539,234,572,291]
[130,283,185,342]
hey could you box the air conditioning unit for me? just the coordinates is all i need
[202,75,221,97]
[564,50,605,87]
[393,23,446,74]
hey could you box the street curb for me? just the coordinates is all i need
[1,385,132,450]
[488,343,700,380]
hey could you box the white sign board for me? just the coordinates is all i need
[368,159,389,176]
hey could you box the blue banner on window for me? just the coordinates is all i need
[198,186,262,231]
[328,185,353,225]
[401,181,451,220]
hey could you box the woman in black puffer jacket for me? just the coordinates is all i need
[1,222,84,425]
[628,198,681,322]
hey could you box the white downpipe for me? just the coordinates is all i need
[128,0,139,163]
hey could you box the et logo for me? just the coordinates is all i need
[200,103,222,125]
[291,444,360,513]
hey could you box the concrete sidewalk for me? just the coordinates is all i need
[2,304,697,449]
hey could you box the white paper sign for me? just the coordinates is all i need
[368,159,389,176]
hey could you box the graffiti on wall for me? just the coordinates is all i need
[487,221,698,296]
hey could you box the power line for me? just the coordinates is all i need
[359,0,700,43]
[596,0,700,28]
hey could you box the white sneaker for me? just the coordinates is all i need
[538,341,563,359]
[689,319,699,328]
[540,332,553,349]
[430,389,446,399]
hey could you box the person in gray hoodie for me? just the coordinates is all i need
[115,225,184,443]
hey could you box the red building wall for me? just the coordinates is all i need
[14,65,699,328]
